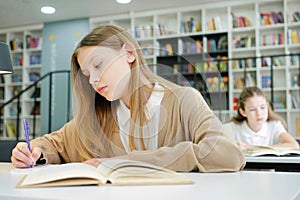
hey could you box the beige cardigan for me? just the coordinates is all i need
[32,87,245,172]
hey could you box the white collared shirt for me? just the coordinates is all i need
[224,120,286,146]
[117,83,164,152]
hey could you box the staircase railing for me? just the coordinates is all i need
[0,70,71,140]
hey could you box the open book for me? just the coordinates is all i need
[243,146,300,157]
[17,159,193,188]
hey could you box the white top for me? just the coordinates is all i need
[223,120,286,146]
[117,83,164,152]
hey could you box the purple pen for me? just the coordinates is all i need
[23,119,33,168]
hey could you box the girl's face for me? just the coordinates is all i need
[77,45,135,103]
[239,95,268,132]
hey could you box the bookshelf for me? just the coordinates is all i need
[0,24,43,140]
[88,1,299,138]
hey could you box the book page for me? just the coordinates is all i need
[97,159,193,185]
[243,146,300,157]
[97,159,170,177]
[19,163,107,187]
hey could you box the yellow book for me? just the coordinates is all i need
[6,123,16,138]
[17,159,193,188]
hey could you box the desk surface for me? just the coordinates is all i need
[1,162,300,200]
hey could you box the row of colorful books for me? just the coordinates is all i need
[231,13,251,28]
[260,33,284,46]
[260,11,284,25]
[232,36,255,48]
[26,35,42,49]
[180,18,201,33]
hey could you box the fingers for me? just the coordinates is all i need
[11,142,41,168]
[237,142,250,150]
[31,147,42,162]
[83,158,103,167]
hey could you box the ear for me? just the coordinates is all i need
[123,43,136,63]
[239,108,247,117]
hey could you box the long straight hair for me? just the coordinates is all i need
[231,86,287,130]
[71,25,178,157]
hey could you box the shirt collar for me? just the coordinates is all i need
[242,121,268,137]
[117,82,164,126]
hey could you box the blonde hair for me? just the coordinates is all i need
[231,86,287,130]
[71,24,178,157]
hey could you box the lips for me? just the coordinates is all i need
[97,86,107,94]
[257,118,263,122]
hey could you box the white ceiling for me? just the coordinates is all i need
[0,0,234,29]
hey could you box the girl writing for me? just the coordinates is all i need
[11,25,245,172]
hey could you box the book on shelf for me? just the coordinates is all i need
[290,55,299,66]
[180,18,201,33]
[29,54,42,65]
[17,159,193,188]
[273,97,286,109]
[243,146,300,157]
[260,11,284,25]
[29,72,41,82]
[206,16,222,31]
[291,94,300,109]
[5,123,16,138]
[231,12,251,28]
[245,73,255,87]
[291,74,300,88]
[26,35,42,49]
[9,39,23,51]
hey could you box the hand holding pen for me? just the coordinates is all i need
[11,120,42,168]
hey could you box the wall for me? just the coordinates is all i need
[41,18,89,134]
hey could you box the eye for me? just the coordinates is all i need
[94,61,103,69]
[94,64,100,69]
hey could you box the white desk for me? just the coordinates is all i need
[245,156,300,172]
[1,162,300,200]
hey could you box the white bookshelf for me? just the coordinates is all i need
[0,24,43,140]
[93,0,299,138]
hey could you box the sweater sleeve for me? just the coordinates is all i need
[128,88,245,172]
[31,120,92,164]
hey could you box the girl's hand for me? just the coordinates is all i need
[11,142,42,168]
[237,141,251,150]
[83,155,129,167]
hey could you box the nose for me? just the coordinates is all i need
[89,74,100,86]
[256,108,262,115]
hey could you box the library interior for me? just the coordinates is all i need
[0,0,300,199]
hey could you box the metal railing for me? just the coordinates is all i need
[0,70,71,140]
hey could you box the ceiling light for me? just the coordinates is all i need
[116,0,131,4]
[41,6,56,14]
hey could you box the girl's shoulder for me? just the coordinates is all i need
[265,120,284,128]
[224,121,243,129]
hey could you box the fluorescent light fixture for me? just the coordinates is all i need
[116,0,131,4]
[41,6,56,14]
